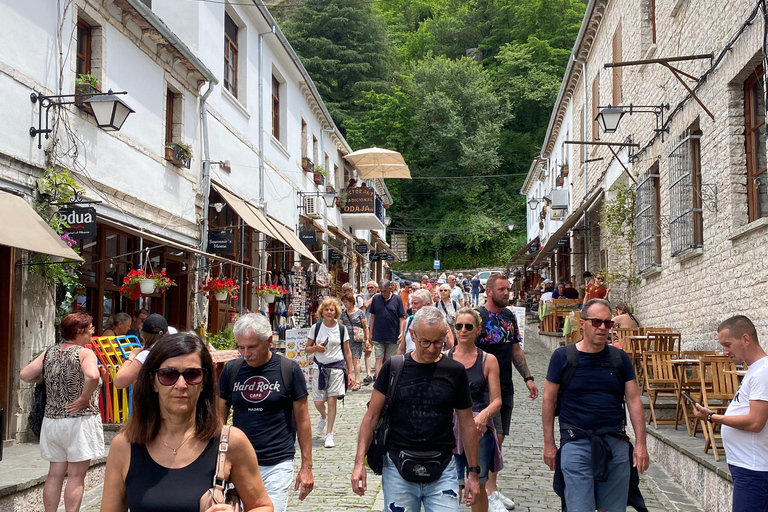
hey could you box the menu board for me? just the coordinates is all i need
[507,306,527,350]
[285,328,312,385]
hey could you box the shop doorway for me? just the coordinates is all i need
[164,259,189,330]
[0,246,14,440]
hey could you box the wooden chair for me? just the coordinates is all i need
[631,336,652,391]
[699,356,741,461]
[644,327,674,334]
[674,352,717,435]
[564,311,582,344]
[648,332,682,355]
[643,351,681,428]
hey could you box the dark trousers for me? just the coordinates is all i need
[730,464,768,512]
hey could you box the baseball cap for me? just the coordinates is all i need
[543,279,553,284]
[142,314,169,335]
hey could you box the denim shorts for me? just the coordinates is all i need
[258,459,294,512]
[455,429,495,485]
[560,436,630,512]
[382,452,460,512]
[729,464,768,512]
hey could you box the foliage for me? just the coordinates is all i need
[76,74,100,90]
[208,323,236,351]
[119,269,176,300]
[315,165,327,177]
[167,142,192,159]
[256,284,289,298]
[200,277,240,300]
[599,181,641,303]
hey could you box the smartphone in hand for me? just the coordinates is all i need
[680,391,697,404]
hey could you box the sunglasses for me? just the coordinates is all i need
[155,367,207,386]
[416,338,445,349]
[455,323,475,331]
[582,318,615,329]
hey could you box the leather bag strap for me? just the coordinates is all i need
[213,425,231,487]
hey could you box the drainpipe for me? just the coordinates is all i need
[258,26,276,279]
[575,55,590,272]
[199,81,215,327]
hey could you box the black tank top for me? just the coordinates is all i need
[125,436,218,512]
[449,348,489,413]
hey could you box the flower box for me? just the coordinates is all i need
[165,142,191,169]
[75,83,99,115]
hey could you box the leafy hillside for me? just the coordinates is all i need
[276,0,586,270]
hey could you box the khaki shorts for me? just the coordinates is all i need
[312,367,345,401]
[373,341,398,360]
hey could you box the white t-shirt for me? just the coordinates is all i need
[722,356,768,471]
[135,349,150,364]
[310,321,348,366]
[541,292,553,302]
[404,316,415,354]
[450,286,464,305]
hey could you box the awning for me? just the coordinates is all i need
[0,191,83,262]
[99,217,265,273]
[531,187,604,267]
[508,237,539,265]
[266,215,321,265]
[355,238,374,251]
[212,183,286,244]
[328,224,355,243]
[299,214,328,235]
[370,230,399,261]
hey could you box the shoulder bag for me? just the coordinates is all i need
[366,355,404,475]
[28,347,51,438]
[345,311,365,344]
[199,425,242,512]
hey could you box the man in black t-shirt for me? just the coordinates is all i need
[218,314,313,512]
[352,307,480,511]
[542,299,649,512]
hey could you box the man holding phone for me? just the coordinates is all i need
[693,315,768,512]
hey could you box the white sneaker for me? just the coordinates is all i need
[488,491,507,512]
[324,433,335,448]
[494,491,516,510]
[315,418,326,436]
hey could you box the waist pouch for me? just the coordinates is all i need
[389,448,452,484]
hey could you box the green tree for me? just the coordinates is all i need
[281,0,393,133]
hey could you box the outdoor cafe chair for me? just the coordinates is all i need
[648,332,681,355]
[642,350,681,428]
[698,356,741,461]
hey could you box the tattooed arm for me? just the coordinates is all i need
[512,343,539,399]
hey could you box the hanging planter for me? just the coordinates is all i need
[120,269,176,300]
[256,284,288,302]
[215,291,228,301]
[139,279,156,294]
[200,277,240,301]
[263,293,277,303]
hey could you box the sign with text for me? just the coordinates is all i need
[328,249,344,261]
[356,243,369,254]
[528,244,539,254]
[510,306,526,350]
[391,233,408,262]
[386,254,395,261]
[207,232,234,253]
[370,252,382,262]
[299,231,317,245]
[434,259,440,270]
[58,207,96,239]
[556,236,569,247]
[285,328,312,384]
[341,187,376,214]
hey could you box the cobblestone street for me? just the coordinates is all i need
[73,327,704,511]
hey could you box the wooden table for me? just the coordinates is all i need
[671,358,701,436]
[723,370,747,377]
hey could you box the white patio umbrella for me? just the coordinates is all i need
[343,147,412,179]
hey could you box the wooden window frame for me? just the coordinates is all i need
[224,13,239,97]
[612,22,622,105]
[165,89,175,145]
[650,0,657,44]
[592,75,600,141]
[272,76,281,141]
[745,66,767,222]
[76,19,92,77]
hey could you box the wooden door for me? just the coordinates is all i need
[0,247,14,440]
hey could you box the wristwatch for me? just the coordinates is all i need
[707,412,714,423]
[467,466,481,474]
[524,376,535,382]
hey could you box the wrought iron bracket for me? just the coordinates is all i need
[695,183,718,213]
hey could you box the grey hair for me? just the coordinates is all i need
[379,279,391,289]
[233,313,272,342]
[411,289,433,305]
[582,298,612,319]
[411,306,447,336]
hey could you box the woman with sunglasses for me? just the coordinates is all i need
[100,333,274,512]
[447,307,502,512]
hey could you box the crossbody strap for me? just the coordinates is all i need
[213,425,232,487]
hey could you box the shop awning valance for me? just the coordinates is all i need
[0,191,83,262]
[508,237,539,266]
[328,224,355,243]
[531,187,603,267]
[212,183,286,243]
[266,215,320,265]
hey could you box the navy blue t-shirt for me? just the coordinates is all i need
[471,278,480,292]
[218,355,308,466]
[369,293,406,344]
[546,345,635,431]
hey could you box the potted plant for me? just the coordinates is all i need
[165,142,192,169]
[256,283,288,303]
[200,277,240,301]
[314,166,327,186]
[75,74,100,114]
[120,269,176,299]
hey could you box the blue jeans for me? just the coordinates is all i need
[560,437,630,512]
[730,464,768,512]
[382,453,460,512]
[471,291,480,306]
[260,459,294,512]
[455,429,495,485]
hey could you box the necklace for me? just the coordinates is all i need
[161,431,194,455]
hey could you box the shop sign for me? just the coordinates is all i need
[556,236,569,247]
[528,244,538,254]
[207,231,234,253]
[299,231,317,245]
[58,207,96,239]
[377,252,389,260]
[370,251,382,262]
[355,243,369,254]
[341,187,375,214]
[328,249,344,261]
[386,254,395,262]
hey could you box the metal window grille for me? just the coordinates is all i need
[636,173,660,273]
[668,133,703,256]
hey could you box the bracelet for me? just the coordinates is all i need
[707,412,714,423]
[524,376,535,382]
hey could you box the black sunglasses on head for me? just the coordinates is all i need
[154,367,207,386]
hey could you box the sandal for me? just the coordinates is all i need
[351,383,361,391]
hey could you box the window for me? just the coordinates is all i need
[165,89,175,144]
[76,19,91,76]
[650,0,656,44]
[272,75,281,140]
[313,135,318,164]
[592,74,599,141]
[636,162,661,273]
[224,13,238,96]
[301,119,308,159]
[668,131,703,256]
[745,67,768,221]
[612,22,622,105]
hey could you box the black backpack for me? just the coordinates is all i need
[224,354,296,428]
[555,343,627,419]
[312,321,347,346]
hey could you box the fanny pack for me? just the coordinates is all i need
[389,448,452,484]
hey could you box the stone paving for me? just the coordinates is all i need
[72,325,704,511]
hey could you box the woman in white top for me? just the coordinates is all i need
[305,298,353,449]
[113,314,169,389]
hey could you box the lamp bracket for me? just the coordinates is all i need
[598,103,670,142]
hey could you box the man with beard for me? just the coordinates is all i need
[475,273,538,511]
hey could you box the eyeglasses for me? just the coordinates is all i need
[582,318,615,329]
[455,323,475,331]
[155,367,207,386]
[416,338,445,349]
[367,286,375,289]
[439,289,449,293]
